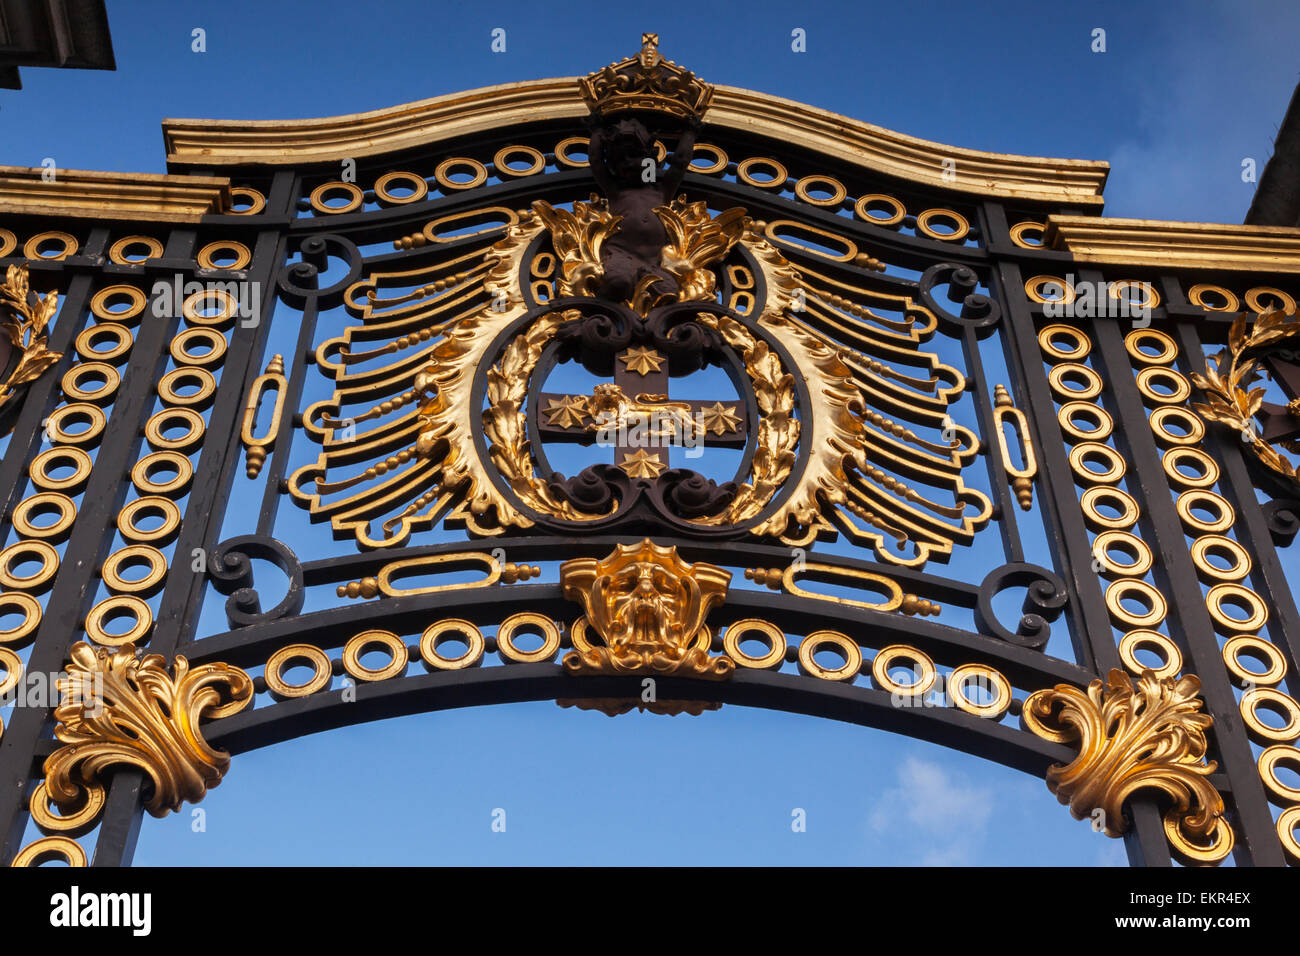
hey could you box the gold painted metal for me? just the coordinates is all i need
[618,345,665,375]
[10,836,86,867]
[870,644,936,697]
[619,449,667,478]
[798,630,863,682]
[1125,328,1177,365]
[1175,489,1234,534]
[1069,442,1127,484]
[1162,447,1220,488]
[0,592,41,646]
[1279,806,1300,864]
[0,264,63,414]
[1191,311,1300,491]
[1048,363,1102,400]
[1038,324,1091,361]
[1189,535,1252,582]
[44,402,106,447]
[1136,367,1191,406]
[737,157,788,189]
[855,193,906,226]
[1149,406,1205,447]
[182,288,238,327]
[1258,745,1300,805]
[62,361,120,404]
[131,451,194,496]
[0,164,228,221]
[29,779,105,836]
[580,34,712,122]
[1009,221,1046,248]
[688,143,728,175]
[1244,286,1297,314]
[0,647,21,697]
[0,228,14,256]
[1045,216,1300,272]
[948,663,1012,719]
[145,408,206,453]
[227,186,266,214]
[915,208,970,242]
[1108,280,1160,311]
[560,539,734,679]
[197,240,251,271]
[1025,275,1076,305]
[108,236,163,265]
[1105,578,1168,629]
[744,562,939,616]
[1222,634,1286,688]
[75,323,132,363]
[90,284,146,322]
[11,492,76,543]
[342,630,408,682]
[492,146,545,177]
[1080,486,1140,531]
[1092,530,1154,577]
[420,620,485,670]
[338,550,537,600]
[434,158,488,191]
[117,496,182,545]
[1118,630,1182,681]
[0,540,58,592]
[496,612,562,664]
[722,619,786,670]
[1205,583,1268,633]
[554,136,591,168]
[265,643,332,698]
[41,642,251,822]
[241,354,285,478]
[309,181,363,214]
[23,231,78,260]
[374,171,429,204]
[1022,669,1233,863]
[84,595,152,646]
[158,367,217,408]
[1058,401,1113,441]
[170,327,227,368]
[1187,283,1238,312]
[994,384,1036,509]
[101,545,168,596]
[794,175,846,207]
[29,446,93,494]
[1241,688,1300,744]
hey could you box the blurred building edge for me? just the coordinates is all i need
[0,0,114,91]
[1246,80,1300,227]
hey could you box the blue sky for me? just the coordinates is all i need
[5,0,1298,864]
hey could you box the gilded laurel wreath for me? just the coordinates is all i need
[0,263,62,413]
[1191,310,1300,489]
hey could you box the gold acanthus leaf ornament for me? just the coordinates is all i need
[0,263,62,414]
[1021,668,1234,865]
[42,642,253,819]
[561,539,734,680]
[1191,310,1300,490]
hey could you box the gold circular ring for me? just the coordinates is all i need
[0,228,15,256]
[0,646,21,697]
[1009,221,1046,248]
[1175,490,1234,534]
[1058,401,1113,442]
[492,147,545,178]
[1206,583,1268,633]
[419,619,485,670]
[374,171,429,204]
[117,496,182,545]
[1187,283,1239,313]
[854,193,906,226]
[43,402,106,447]
[29,780,106,836]
[108,236,164,265]
[75,323,133,364]
[794,175,847,207]
[227,187,266,215]
[85,595,152,647]
[798,630,862,681]
[1105,579,1168,629]
[60,362,120,404]
[131,451,194,496]
[722,619,787,670]
[1190,535,1252,582]
[1279,807,1300,864]
[1047,363,1102,400]
[29,446,92,494]
[1163,811,1234,866]
[1241,688,1300,744]
[495,612,561,664]
[1258,745,1300,805]
[265,643,332,698]
[688,143,728,175]
[1038,324,1092,361]
[1136,367,1191,406]
[1245,286,1297,315]
[1222,634,1287,688]
[182,288,238,327]
[554,136,590,168]
[10,836,87,868]
[90,285,146,322]
[1118,629,1183,680]
[1025,275,1076,305]
[0,592,41,646]
[309,181,363,214]
[870,644,936,697]
[1080,486,1140,531]
[737,157,788,189]
[144,408,206,453]
[948,664,1011,719]
[0,540,59,593]
[101,545,168,596]
[158,366,217,409]
[1124,328,1178,365]
[23,231,78,261]
[170,327,228,369]
[916,208,970,242]
[1092,530,1154,577]
[1149,406,1205,447]
[1162,447,1220,488]
[434,158,488,191]
[11,493,76,543]
[1107,280,1160,310]
[1069,442,1127,484]
[342,629,408,682]
[197,241,251,271]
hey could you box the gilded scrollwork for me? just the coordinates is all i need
[0,263,62,422]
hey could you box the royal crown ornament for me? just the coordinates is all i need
[579,33,714,123]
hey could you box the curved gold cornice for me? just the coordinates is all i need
[0,165,229,222]
[162,78,1108,207]
[1046,215,1300,273]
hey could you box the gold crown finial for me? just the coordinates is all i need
[580,34,712,123]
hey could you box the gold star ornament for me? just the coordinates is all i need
[619,449,668,478]
[698,402,741,435]
[618,346,666,376]
[543,395,590,429]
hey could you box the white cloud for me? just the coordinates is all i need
[867,756,996,864]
